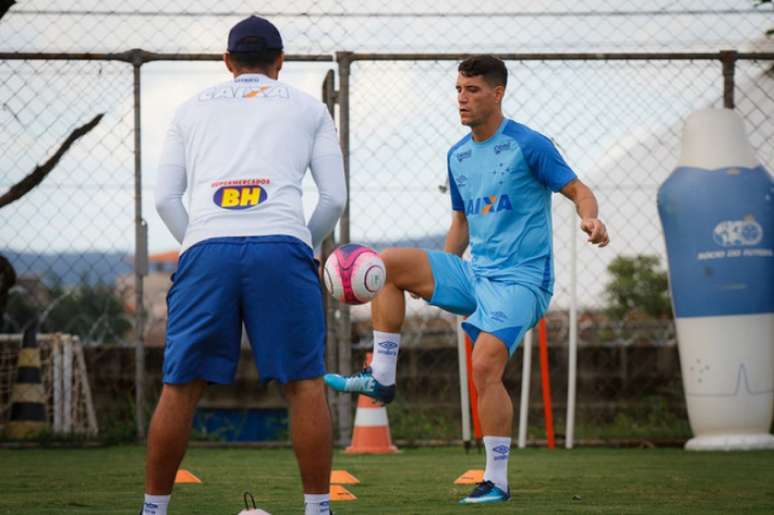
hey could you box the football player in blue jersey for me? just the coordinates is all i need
[325,55,608,505]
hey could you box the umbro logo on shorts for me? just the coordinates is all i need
[491,311,507,322]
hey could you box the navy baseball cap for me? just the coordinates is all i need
[227,15,283,53]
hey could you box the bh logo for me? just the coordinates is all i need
[492,445,509,461]
[377,340,398,356]
[213,185,267,210]
[713,216,763,247]
[466,194,512,216]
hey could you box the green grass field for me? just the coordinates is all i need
[1,446,773,514]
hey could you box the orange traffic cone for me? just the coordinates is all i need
[345,353,398,454]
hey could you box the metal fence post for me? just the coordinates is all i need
[720,50,737,109]
[320,68,340,437]
[131,49,148,440]
[335,51,353,446]
[566,205,578,448]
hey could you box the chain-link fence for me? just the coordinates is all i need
[0,58,135,339]
[0,55,140,437]
[0,50,337,440]
[1,2,772,444]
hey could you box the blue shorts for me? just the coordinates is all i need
[163,236,325,385]
[427,251,551,355]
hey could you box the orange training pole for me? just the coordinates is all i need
[464,334,482,441]
[538,319,556,448]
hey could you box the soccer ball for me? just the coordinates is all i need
[237,510,271,515]
[324,243,386,304]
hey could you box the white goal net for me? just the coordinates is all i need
[0,333,98,437]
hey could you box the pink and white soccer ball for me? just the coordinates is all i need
[324,243,386,304]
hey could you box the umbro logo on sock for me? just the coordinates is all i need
[377,340,398,356]
[493,445,510,460]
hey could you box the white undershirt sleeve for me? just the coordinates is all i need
[154,117,189,244]
[307,108,347,250]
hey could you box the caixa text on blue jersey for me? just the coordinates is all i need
[465,194,513,215]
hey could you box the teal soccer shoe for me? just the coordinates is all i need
[323,367,395,404]
[459,480,511,504]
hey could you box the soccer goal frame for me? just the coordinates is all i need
[0,333,98,436]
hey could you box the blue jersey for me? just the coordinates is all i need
[447,118,577,293]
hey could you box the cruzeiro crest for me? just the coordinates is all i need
[713,215,763,247]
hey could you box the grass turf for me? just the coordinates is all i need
[0,446,773,514]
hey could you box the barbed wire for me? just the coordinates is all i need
[1,2,771,53]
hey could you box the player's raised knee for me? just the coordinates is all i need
[379,247,411,284]
[380,247,434,296]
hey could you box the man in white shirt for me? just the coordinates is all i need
[142,15,346,515]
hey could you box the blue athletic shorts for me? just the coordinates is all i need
[427,251,551,355]
[163,235,325,385]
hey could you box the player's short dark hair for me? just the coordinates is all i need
[229,41,282,69]
[458,55,508,89]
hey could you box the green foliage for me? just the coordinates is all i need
[3,289,37,331]
[388,402,459,443]
[45,282,132,341]
[96,390,140,445]
[574,396,691,441]
[604,255,673,320]
[3,280,131,343]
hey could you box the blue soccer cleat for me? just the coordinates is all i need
[459,480,511,505]
[323,367,395,404]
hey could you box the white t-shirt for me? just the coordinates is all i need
[155,73,346,254]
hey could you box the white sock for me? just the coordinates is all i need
[304,493,331,515]
[483,435,511,493]
[370,331,400,385]
[142,494,170,515]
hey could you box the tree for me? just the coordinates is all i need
[44,282,132,343]
[604,255,673,320]
[3,280,131,343]
[0,113,104,323]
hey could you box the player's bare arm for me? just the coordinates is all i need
[444,210,469,257]
[560,178,609,247]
